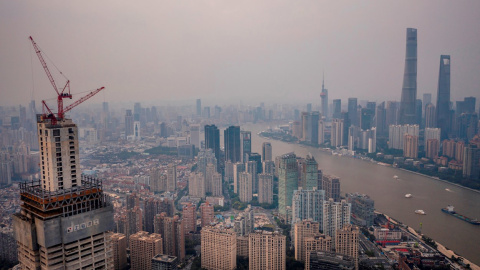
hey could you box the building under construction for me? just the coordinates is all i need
[13,36,113,269]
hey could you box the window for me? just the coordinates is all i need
[53,129,60,136]
[56,143,61,147]
[55,137,60,142]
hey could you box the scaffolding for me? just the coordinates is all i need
[19,175,111,219]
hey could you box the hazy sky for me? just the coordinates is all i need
[1,1,480,108]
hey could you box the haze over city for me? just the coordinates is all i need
[1,1,480,107]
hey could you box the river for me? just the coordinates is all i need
[244,123,480,265]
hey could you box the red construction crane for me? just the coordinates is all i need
[29,36,104,125]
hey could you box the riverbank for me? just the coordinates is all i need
[378,212,480,270]
[260,131,480,194]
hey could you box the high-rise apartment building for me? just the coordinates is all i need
[200,202,214,227]
[436,55,452,140]
[294,220,320,262]
[246,160,259,193]
[335,225,360,270]
[455,141,465,162]
[262,142,272,162]
[189,172,205,198]
[304,234,332,270]
[399,28,418,125]
[322,199,351,246]
[201,227,237,270]
[258,173,273,204]
[426,139,440,159]
[182,203,196,234]
[331,119,344,147]
[167,163,177,192]
[291,187,325,226]
[318,119,325,145]
[239,172,253,203]
[233,162,245,194]
[126,206,143,243]
[322,174,340,202]
[463,144,480,180]
[129,231,163,270]
[249,231,286,270]
[162,216,185,262]
[403,135,419,159]
[13,116,114,269]
[144,198,174,233]
[278,153,298,218]
[224,126,241,163]
[389,124,419,150]
[110,233,128,270]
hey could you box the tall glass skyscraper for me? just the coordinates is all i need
[436,55,451,140]
[205,125,220,172]
[399,28,418,125]
[224,126,241,163]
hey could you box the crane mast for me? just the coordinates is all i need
[29,36,104,124]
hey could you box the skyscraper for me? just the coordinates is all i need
[399,28,418,125]
[205,125,220,172]
[13,116,114,269]
[125,109,134,137]
[239,172,253,203]
[182,203,197,234]
[241,131,252,162]
[189,124,200,149]
[332,99,342,119]
[301,155,319,190]
[322,199,351,246]
[196,99,202,116]
[224,126,241,163]
[425,103,436,128]
[200,202,214,227]
[278,153,298,218]
[348,98,358,127]
[436,55,451,140]
[262,142,272,162]
[291,187,325,226]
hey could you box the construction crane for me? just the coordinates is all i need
[29,36,104,125]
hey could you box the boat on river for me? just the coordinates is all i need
[393,175,399,179]
[415,210,426,215]
[441,205,480,225]
[405,194,412,198]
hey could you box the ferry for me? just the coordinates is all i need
[441,205,480,225]
[405,194,412,198]
[393,175,399,179]
[415,210,426,215]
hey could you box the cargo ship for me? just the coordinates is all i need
[441,205,480,225]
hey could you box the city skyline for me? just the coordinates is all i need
[1,1,480,107]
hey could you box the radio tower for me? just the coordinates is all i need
[13,36,113,269]
[320,73,328,120]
